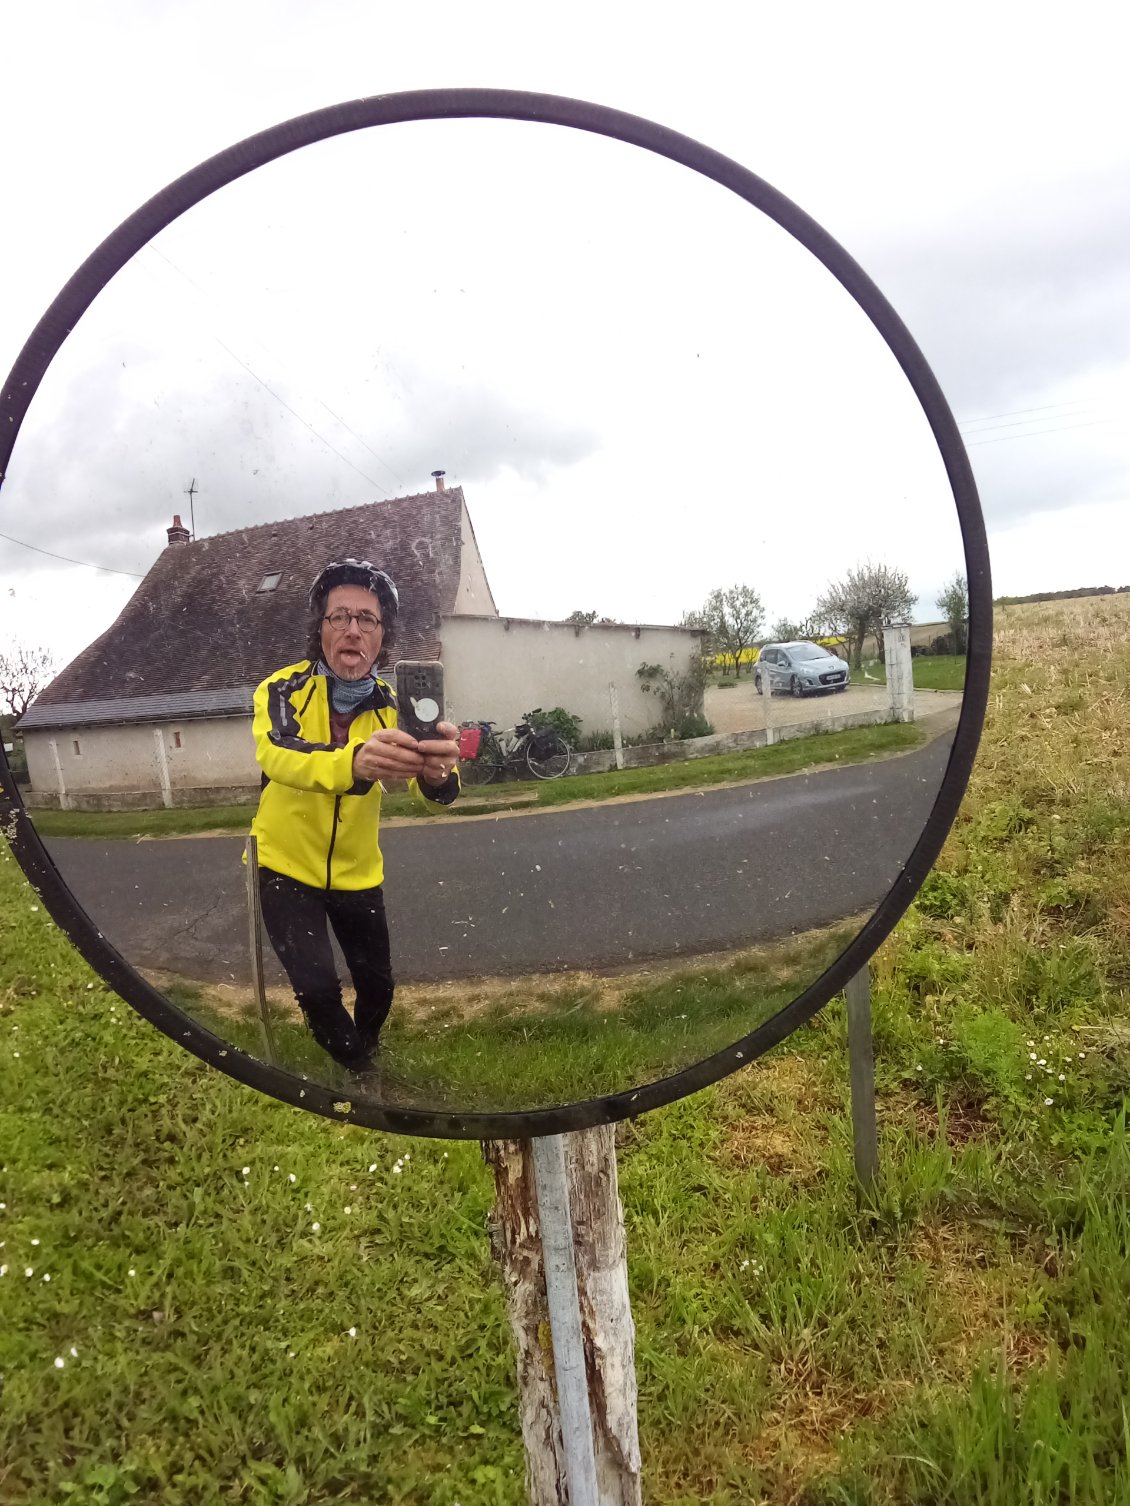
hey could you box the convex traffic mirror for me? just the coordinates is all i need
[0,90,990,1137]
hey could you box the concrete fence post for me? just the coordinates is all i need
[760,656,776,745]
[48,737,70,810]
[609,682,625,771]
[882,623,914,724]
[152,726,174,808]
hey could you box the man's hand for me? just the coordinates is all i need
[352,727,425,783]
[417,721,460,787]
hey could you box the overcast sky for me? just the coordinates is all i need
[2,0,1127,668]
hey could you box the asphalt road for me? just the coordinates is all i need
[44,733,953,987]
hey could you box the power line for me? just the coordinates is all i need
[958,397,1097,428]
[0,529,145,577]
[965,417,1114,447]
[212,338,392,491]
[146,245,406,493]
[959,408,1100,438]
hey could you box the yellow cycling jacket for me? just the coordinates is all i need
[249,660,458,891]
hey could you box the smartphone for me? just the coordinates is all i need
[394,660,445,742]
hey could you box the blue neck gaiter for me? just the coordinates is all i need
[316,659,377,715]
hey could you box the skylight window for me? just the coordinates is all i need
[257,572,282,593]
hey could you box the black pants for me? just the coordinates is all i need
[258,868,394,1068]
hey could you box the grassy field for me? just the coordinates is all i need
[2,595,1129,1503]
[28,721,924,839]
[849,654,966,691]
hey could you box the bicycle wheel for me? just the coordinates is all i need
[526,732,571,780]
[460,734,504,786]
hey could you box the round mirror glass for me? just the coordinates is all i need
[0,96,987,1133]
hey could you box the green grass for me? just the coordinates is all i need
[522,722,923,809]
[28,802,257,840]
[850,654,966,691]
[163,923,858,1114]
[29,722,925,837]
[2,594,1129,1503]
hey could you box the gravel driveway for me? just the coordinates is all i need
[704,678,963,735]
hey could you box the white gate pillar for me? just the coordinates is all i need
[882,623,914,723]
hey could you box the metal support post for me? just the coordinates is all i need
[845,965,879,1186]
[531,1133,600,1506]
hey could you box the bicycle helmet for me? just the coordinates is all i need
[308,558,399,618]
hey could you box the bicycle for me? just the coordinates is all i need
[459,709,572,784]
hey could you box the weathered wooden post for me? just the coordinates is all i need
[483,1127,642,1505]
[243,834,279,1065]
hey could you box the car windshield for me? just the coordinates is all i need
[792,644,833,660]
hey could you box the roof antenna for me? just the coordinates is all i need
[183,478,198,540]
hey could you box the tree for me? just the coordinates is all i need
[564,610,620,626]
[936,572,968,653]
[0,642,56,718]
[772,617,818,643]
[771,619,801,642]
[814,562,916,669]
[694,584,765,678]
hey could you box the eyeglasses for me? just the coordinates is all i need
[323,609,383,633]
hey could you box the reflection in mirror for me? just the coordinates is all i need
[3,118,966,1112]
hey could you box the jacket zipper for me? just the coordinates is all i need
[324,686,382,888]
[325,795,342,889]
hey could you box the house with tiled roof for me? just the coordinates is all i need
[20,478,704,809]
[20,479,495,807]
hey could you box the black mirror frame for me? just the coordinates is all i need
[0,88,991,1139]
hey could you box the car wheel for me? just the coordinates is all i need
[790,675,803,698]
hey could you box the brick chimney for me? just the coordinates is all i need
[167,514,191,545]
[431,469,446,492]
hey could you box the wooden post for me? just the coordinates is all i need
[483,1127,642,1505]
[845,965,879,1186]
[243,835,278,1065]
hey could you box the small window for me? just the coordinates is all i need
[257,572,282,593]
[173,731,182,749]
[72,738,81,756]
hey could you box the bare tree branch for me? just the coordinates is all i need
[0,642,57,718]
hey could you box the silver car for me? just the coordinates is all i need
[755,641,850,697]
